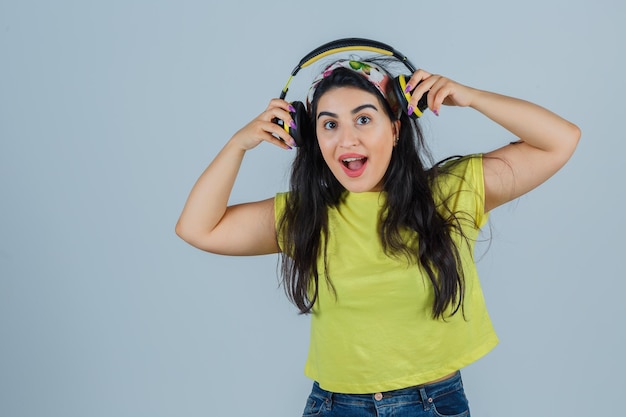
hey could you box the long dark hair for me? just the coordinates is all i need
[277,60,469,319]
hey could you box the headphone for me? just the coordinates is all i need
[277,38,429,146]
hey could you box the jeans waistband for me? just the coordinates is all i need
[312,371,463,405]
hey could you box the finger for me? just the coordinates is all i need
[264,102,297,140]
[266,98,293,111]
[265,106,295,127]
[260,120,297,149]
[405,69,432,91]
[427,77,456,113]
[406,72,439,116]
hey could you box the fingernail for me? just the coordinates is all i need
[432,108,439,116]
[289,104,296,113]
[285,144,292,150]
[404,84,411,93]
[289,120,296,129]
[407,105,414,116]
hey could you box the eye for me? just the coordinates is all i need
[322,120,337,130]
[356,115,371,125]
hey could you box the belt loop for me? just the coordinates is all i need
[324,391,333,411]
[418,387,432,411]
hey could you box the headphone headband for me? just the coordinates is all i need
[276,38,428,146]
[280,38,417,99]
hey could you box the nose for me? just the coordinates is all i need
[338,127,359,148]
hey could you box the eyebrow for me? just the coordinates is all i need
[317,103,379,120]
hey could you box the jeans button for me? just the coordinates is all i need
[374,392,383,401]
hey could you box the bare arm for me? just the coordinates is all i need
[405,70,581,212]
[470,91,580,211]
[175,99,297,255]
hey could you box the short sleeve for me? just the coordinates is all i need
[435,155,489,229]
[274,192,289,252]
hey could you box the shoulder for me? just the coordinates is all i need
[274,191,289,210]
[273,191,291,226]
[432,154,488,227]
[434,154,484,190]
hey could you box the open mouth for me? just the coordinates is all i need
[340,156,368,177]
[342,157,367,171]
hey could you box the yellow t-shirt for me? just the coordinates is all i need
[274,155,498,394]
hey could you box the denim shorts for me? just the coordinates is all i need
[301,371,470,417]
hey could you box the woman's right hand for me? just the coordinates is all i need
[176,98,292,255]
[230,98,298,151]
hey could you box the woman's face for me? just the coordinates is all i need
[315,86,399,193]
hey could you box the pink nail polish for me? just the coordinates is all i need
[289,104,296,113]
[407,105,414,116]
[404,84,411,93]
[289,120,296,129]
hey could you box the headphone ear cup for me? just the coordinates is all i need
[289,101,309,147]
[390,75,429,119]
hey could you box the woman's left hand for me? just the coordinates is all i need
[406,70,580,213]
[405,69,477,115]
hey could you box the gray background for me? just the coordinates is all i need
[1,1,624,416]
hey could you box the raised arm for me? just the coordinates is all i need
[175,99,297,255]
[404,70,581,212]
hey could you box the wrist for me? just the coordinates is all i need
[226,135,252,154]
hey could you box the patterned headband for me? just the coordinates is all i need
[306,60,394,109]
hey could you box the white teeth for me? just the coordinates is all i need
[342,157,364,162]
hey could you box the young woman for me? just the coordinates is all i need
[176,49,580,416]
